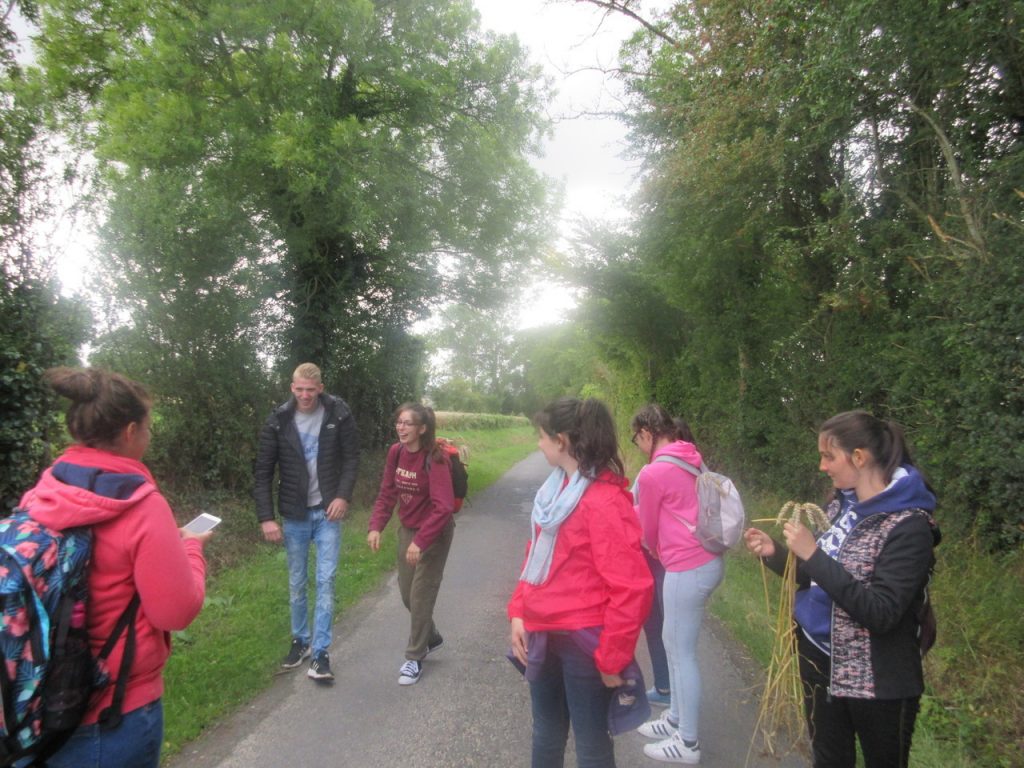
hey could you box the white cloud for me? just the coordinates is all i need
[475,0,660,326]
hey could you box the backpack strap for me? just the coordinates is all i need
[385,442,401,482]
[653,455,704,477]
[650,455,705,535]
[97,593,141,730]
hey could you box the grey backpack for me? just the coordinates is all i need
[654,456,745,553]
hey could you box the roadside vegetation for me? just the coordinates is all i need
[159,422,536,760]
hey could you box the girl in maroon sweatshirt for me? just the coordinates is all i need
[368,403,455,687]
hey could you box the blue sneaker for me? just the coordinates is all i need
[647,687,671,707]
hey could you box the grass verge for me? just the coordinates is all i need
[160,423,537,760]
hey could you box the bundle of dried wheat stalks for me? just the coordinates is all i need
[748,502,829,761]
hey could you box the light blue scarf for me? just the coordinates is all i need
[520,468,593,585]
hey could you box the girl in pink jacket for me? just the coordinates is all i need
[630,404,724,765]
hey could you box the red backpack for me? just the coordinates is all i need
[434,438,469,512]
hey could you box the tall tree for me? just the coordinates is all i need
[567,0,1024,541]
[426,302,523,413]
[31,0,550,449]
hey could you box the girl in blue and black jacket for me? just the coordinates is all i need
[744,410,941,768]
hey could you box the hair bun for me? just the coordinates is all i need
[43,366,100,403]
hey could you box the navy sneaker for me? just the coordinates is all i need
[281,639,310,669]
[398,659,422,686]
[308,652,334,681]
[426,634,444,656]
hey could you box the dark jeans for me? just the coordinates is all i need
[798,632,919,768]
[642,552,670,692]
[528,632,615,768]
[47,699,163,768]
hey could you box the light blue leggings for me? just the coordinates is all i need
[663,556,724,742]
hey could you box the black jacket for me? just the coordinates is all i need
[764,502,939,699]
[254,393,360,522]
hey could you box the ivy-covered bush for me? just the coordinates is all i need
[0,280,89,510]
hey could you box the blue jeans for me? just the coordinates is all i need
[528,632,615,768]
[643,551,670,692]
[283,508,342,655]
[46,699,163,768]
[663,556,724,742]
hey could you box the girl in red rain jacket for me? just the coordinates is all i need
[508,397,653,768]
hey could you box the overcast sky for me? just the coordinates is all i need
[476,0,648,230]
[474,0,664,325]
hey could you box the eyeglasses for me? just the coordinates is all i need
[395,420,418,428]
[630,432,641,445]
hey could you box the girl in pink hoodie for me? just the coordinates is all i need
[20,367,210,768]
[630,404,724,765]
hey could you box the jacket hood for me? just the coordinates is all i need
[651,440,703,468]
[20,445,158,531]
[856,464,936,517]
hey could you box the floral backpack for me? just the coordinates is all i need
[0,510,138,767]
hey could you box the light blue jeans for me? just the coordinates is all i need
[283,507,342,655]
[663,556,724,742]
[46,699,163,768]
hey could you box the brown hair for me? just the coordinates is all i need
[45,367,152,448]
[534,397,624,478]
[819,410,912,484]
[394,402,441,459]
[631,403,695,443]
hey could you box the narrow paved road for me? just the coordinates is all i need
[168,452,806,768]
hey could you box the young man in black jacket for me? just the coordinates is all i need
[254,363,360,682]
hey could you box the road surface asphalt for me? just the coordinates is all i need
[167,451,807,768]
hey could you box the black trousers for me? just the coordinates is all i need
[797,632,920,768]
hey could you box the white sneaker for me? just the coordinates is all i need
[637,709,678,739]
[398,659,422,686]
[643,731,701,764]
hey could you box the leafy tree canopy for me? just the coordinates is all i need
[25,0,553,461]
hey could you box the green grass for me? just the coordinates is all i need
[713,494,1024,767]
[435,411,531,431]
[437,422,537,492]
[159,423,537,760]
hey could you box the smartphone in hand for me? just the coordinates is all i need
[183,512,222,534]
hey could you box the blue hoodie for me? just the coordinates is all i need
[794,465,936,653]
